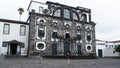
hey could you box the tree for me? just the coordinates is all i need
[18,8,24,21]
[18,8,24,15]
[115,45,120,56]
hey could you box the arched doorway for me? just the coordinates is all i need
[52,43,57,55]
[77,45,82,55]
[64,42,70,55]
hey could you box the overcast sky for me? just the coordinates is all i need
[0,0,120,41]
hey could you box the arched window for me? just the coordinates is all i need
[52,43,57,55]
[37,19,46,25]
[86,27,91,32]
[54,9,61,17]
[53,22,57,27]
[82,14,87,22]
[65,24,70,29]
[73,12,78,20]
[64,9,70,19]
[77,26,82,31]
[39,20,44,25]
[87,34,91,42]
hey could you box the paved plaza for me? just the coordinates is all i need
[0,56,120,68]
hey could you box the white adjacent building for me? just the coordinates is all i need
[0,19,29,56]
[96,39,120,57]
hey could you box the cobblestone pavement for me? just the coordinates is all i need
[0,56,120,68]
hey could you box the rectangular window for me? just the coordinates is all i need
[20,25,26,36]
[39,7,43,14]
[21,43,25,48]
[3,24,10,34]
[77,34,81,40]
[112,45,113,47]
[109,45,111,48]
[115,45,117,48]
[2,42,8,47]
[64,9,70,19]
[65,33,70,39]
[73,13,78,20]
[38,29,45,38]
[54,9,61,17]
[106,45,108,47]
[52,32,58,38]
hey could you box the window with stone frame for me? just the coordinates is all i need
[64,9,70,19]
[3,24,10,34]
[77,33,82,40]
[21,43,25,48]
[77,26,82,31]
[106,45,108,47]
[82,14,87,22]
[38,27,45,38]
[87,46,92,50]
[73,12,78,20]
[54,9,61,17]
[2,42,8,47]
[37,43,44,49]
[65,33,70,39]
[40,20,44,25]
[53,22,57,27]
[37,19,45,25]
[65,24,70,29]
[20,25,26,36]
[39,7,43,14]
[52,31,58,38]
[87,33,91,42]
[86,27,91,32]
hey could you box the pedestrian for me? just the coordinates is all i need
[66,53,70,64]
[39,51,43,64]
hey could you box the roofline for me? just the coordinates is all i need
[96,39,120,43]
[96,39,105,42]
[27,0,32,11]
[29,12,95,25]
[107,40,120,43]
[27,0,46,11]
[27,1,90,13]
[46,1,91,12]
[0,18,29,25]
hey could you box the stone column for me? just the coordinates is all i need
[28,10,36,56]
[81,23,86,54]
[91,23,96,56]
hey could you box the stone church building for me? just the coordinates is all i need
[27,1,96,56]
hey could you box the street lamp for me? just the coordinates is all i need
[18,8,24,21]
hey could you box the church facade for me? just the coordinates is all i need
[27,1,96,56]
